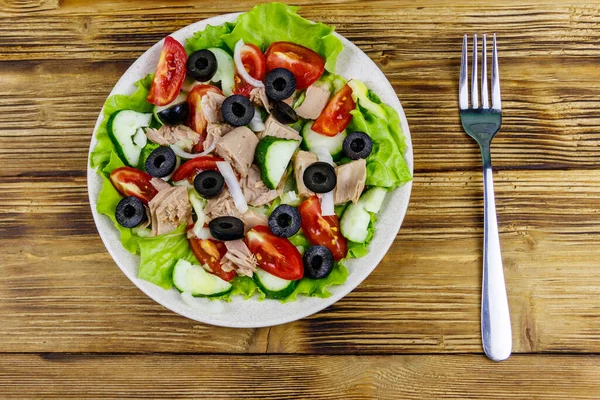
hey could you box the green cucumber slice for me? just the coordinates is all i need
[340,202,371,243]
[301,121,346,160]
[254,136,299,189]
[107,110,152,167]
[358,187,388,213]
[253,268,297,300]
[172,259,233,297]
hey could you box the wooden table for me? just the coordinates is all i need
[2,0,600,398]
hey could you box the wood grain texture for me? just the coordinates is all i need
[2,170,600,353]
[1,2,600,173]
[1,354,600,399]
[1,0,600,396]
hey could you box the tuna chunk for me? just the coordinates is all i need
[215,126,259,177]
[203,189,242,222]
[241,165,282,206]
[203,122,234,151]
[220,239,257,278]
[257,116,302,142]
[334,159,367,205]
[201,91,226,124]
[250,87,270,111]
[145,125,200,152]
[241,209,268,233]
[295,84,331,120]
[149,186,192,236]
[293,150,318,198]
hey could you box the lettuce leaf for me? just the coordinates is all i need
[90,74,154,170]
[184,22,236,54]
[221,3,343,73]
[284,262,348,302]
[348,80,412,189]
[137,224,192,289]
[96,173,140,254]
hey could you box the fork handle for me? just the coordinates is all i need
[480,144,512,361]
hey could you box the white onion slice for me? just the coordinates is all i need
[170,142,216,159]
[216,161,248,214]
[195,226,213,240]
[234,39,265,88]
[312,146,336,216]
[249,106,265,132]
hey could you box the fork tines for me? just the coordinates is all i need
[459,34,501,111]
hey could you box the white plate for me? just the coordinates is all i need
[87,12,413,328]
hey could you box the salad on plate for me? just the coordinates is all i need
[90,3,411,303]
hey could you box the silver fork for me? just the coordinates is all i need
[459,34,512,362]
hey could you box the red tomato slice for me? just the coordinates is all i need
[311,83,356,137]
[109,167,158,205]
[171,155,223,183]
[265,42,325,90]
[298,196,348,261]
[233,43,266,97]
[147,37,187,106]
[188,237,236,282]
[186,84,223,151]
[245,225,304,280]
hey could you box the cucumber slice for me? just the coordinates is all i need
[255,136,299,189]
[107,110,152,166]
[153,91,188,126]
[208,48,235,96]
[340,202,371,243]
[172,259,233,297]
[301,121,346,160]
[253,268,297,299]
[358,187,388,213]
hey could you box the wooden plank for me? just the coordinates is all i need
[2,170,600,353]
[0,0,58,14]
[0,354,599,399]
[1,54,600,175]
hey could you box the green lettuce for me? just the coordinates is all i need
[284,262,348,302]
[348,80,412,189]
[90,74,154,170]
[96,174,141,254]
[221,3,343,73]
[137,224,193,289]
[185,22,236,54]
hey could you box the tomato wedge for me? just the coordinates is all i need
[298,196,348,261]
[171,155,223,183]
[265,42,325,90]
[186,84,223,151]
[233,43,266,97]
[245,225,304,280]
[311,83,356,137]
[188,236,236,282]
[147,37,187,106]
[109,167,158,205]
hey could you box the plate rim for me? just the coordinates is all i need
[87,11,414,328]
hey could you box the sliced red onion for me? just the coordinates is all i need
[312,146,335,216]
[216,161,248,214]
[170,142,216,159]
[234,39,264,88]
